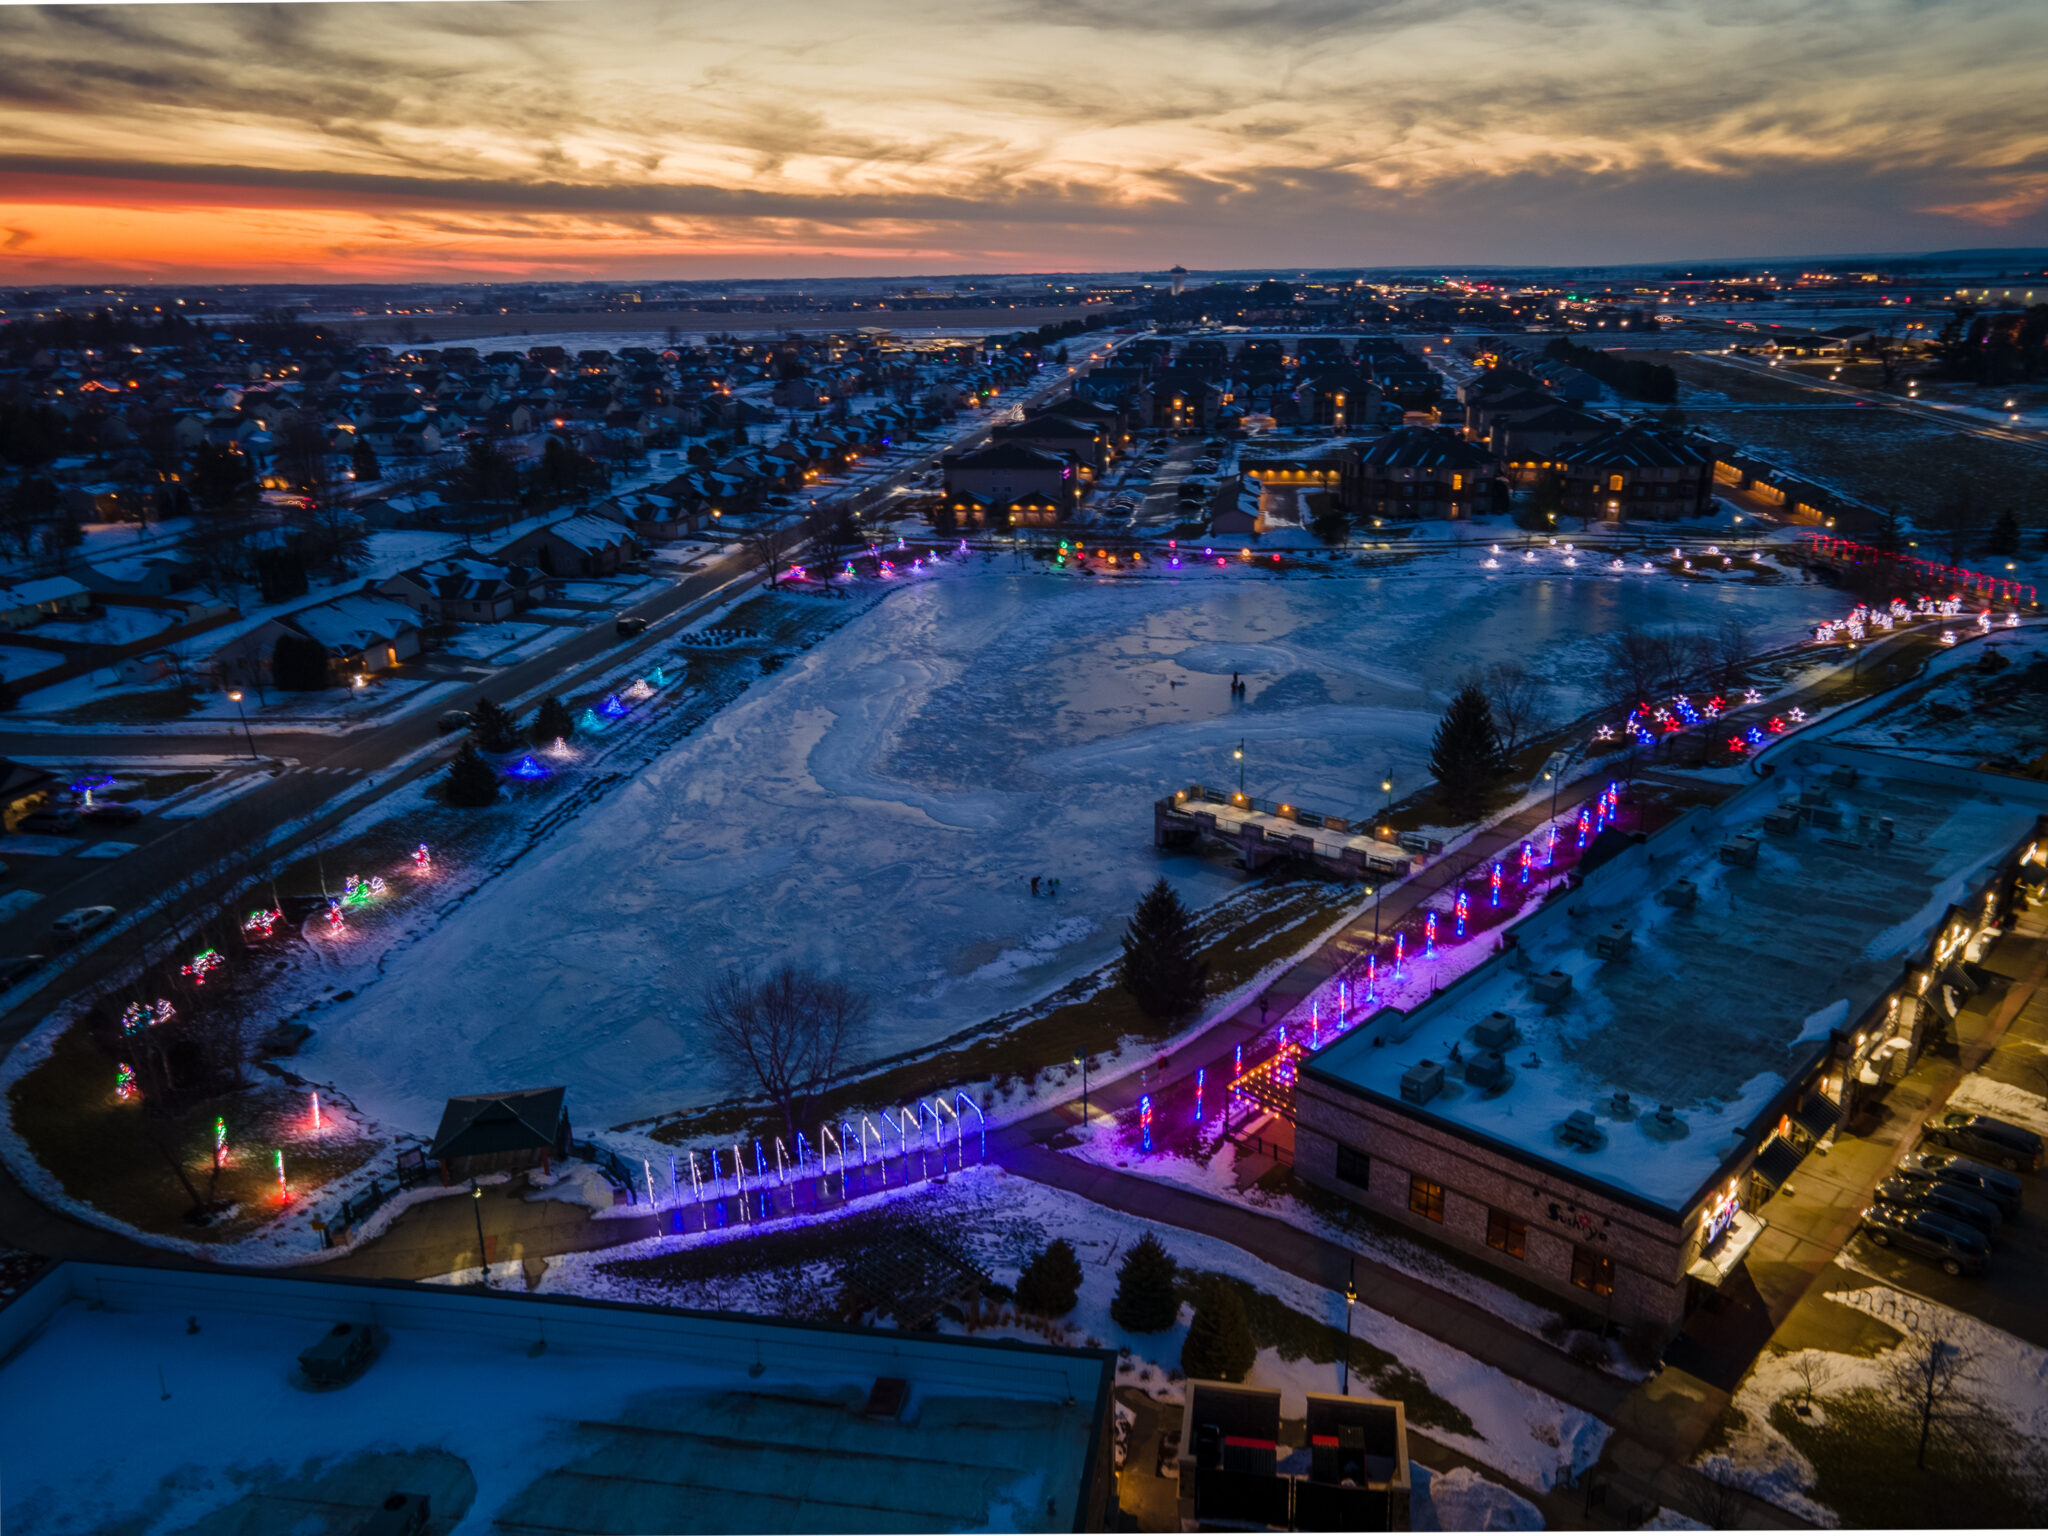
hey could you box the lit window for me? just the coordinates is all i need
[1571,1245,1613,1297]
[1408,1175,1445,1222]
[1486,1209,1526,1259]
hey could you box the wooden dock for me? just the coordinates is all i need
[1154,784,1415,880]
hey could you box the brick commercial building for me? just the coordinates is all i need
[1292,742,2048,1337]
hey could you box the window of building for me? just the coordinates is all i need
[1608,473,1624,492]
[1336,1143,1372,1189]
[1571,1245,1613,1297]
[1408,1174,1445,1222]
[1486,1208,1527,1259]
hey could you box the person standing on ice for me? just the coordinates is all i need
[1031,876,1040,896]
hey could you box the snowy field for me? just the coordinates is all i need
[299,556,1825,1132]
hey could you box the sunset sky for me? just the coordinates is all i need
[3,0,2046,283]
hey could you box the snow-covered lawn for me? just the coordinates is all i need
[1699,1283,2048,1525]
[295,557,1823,1135]
[536,1165,1609,1495]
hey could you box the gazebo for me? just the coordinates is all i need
[427,1086,571,1185]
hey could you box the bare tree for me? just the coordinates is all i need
[1887,1334,1976,1470]
[700,964,869,1143]
[1601,625,1687,709]
[1484,660,1549,758]
[1787,1350,1833,1413]
[1684,1463,1750,1531]
[1707,617,1755,692]
[1927,483,1981,568]
[743,522,800,587]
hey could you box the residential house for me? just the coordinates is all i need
[0,576,91,632]
[212,590,423,689]
[1559,424,1717,521]
[379,557,540,624]
[494,514,637,578]
[1343,428,1497,520]
[942,442,1076,517]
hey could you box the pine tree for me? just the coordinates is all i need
[270,632,332,692]
[1110,1232,1180,1333]
[1015,1238,1082,1317]
[530,695,576,745]
[471,695,521,753]
[1118,878,1209,1021]
[1429,682,1506,822]
[1987,508,2021,556]
[1180,1276,1256,1382]
[350,437,380,483]
[443,741,501,807]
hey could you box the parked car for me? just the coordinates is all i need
[1872,1176,2001,1237]
[1921,1111,2043,1172]
[16,808,80,835]
[615,616,649,637]
[1893,1151,2024,1219]
[0,955,44,986]
[435,709,475,734]
[1859,1205,1987,1276]
[81,803,143,827]
[49,906,116,943]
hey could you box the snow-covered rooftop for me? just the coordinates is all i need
[1308,743,2048,1212]
[0,1262,1113,1534]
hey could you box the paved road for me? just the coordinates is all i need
[1689,351,2048,451]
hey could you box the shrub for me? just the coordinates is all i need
[1015,1238,1083,1317]
[1110,1233,1180,1334]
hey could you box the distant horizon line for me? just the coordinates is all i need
[16,245,2048,296]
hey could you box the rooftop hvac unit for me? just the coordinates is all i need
[1558,1110,1605,1149]
[1763,806,1802,836]
[1591,924,1633,960]
[1400,1059,1445,1105]
[1799,786,1831,808]
[1472,1011,1519,1050]
[1465,1049,1509,1090]
[1830,766,1861,789]
[1718,836,1759,867]
[1809,805,1844,830]
[1531,969,1574,1005]
[1657,878,1698,908]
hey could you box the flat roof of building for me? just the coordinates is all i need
[0,1262,1113,1535]
[1307,744,2048,1214]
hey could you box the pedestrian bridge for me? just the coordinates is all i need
[1154,783,1414,880]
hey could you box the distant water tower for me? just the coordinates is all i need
[1170,265,1188,297]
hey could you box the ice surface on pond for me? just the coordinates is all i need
[305,565,1820,1132]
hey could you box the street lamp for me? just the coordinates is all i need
[227,691,257,761]
[1234,740,1245,796]
[470,1180,489,1286]
[1381,774,1394,815]
[1341,1264,1358,1395]
[1072,1053,1089,1129]
[1366,883,1382,943]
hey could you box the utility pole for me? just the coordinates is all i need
[470,1179,489,1286]
[1341,1260,1357,1395]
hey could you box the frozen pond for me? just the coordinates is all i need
[307,559,1829,1130]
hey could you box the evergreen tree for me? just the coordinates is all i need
[1118,878,1209,1021]
[443,741,501,807]
[1015,1239,1082,1317]
[350,437,380,483]
[530,695,576,744]
[1875,504,1903,555]
[1987,508,2021,557]
[1110,1232,1180,1334]
[1011,1245,1081,1318]
[1180,1276,1256,1382]
[471,695,521,753]
[1429,682,1506,822]
[270,632,332,691]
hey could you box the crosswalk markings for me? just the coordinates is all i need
[288,766,365,777]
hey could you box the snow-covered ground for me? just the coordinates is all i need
[295,555,1825,1133]
[1699,1282,2048,1524]
[536,1165,1610,1495]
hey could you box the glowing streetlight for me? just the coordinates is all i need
[226,691,257,760]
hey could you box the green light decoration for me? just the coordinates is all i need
[114,1062,136,1101]
[213,1116,227,1168]
[275,1150,289,1202]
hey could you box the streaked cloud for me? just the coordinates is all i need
[0,0,2042,280]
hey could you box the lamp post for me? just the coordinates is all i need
[470,1180,489,1286]
[1072,1053,1089,1130]
[227,691,257,761]
[1382,773,1394,816]
[1234,740,1245,797]
[1341,1263,1358,1395]
[1367,883,1382,943]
